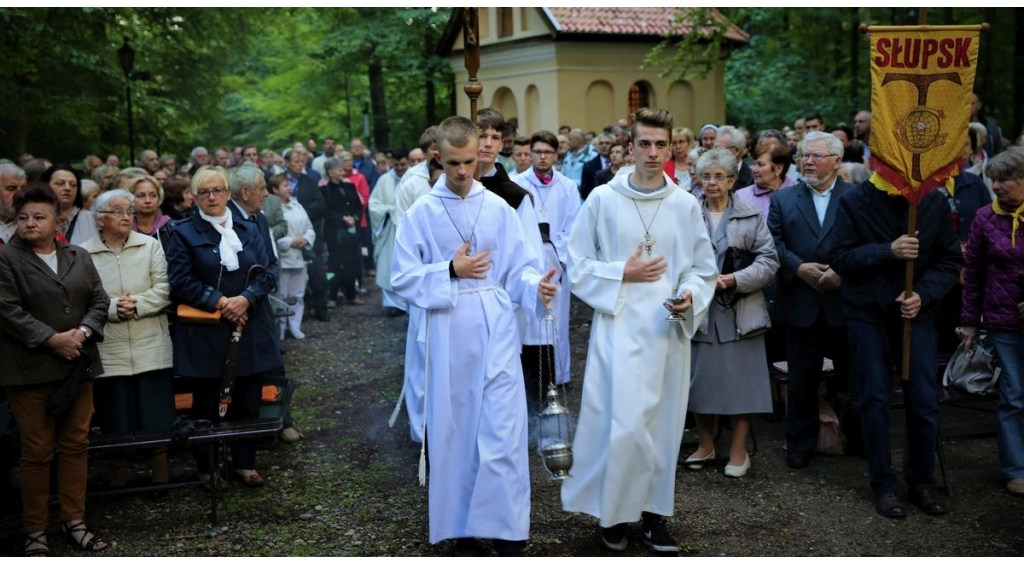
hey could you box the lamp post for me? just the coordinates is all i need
[117,37,136,167]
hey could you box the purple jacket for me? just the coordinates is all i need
[960,205,1024,331]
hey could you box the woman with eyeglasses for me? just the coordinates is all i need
[664,127,695,190]
[82,189,174,491]
[165,166,281,489]
[125,174,173,251]
[685,147,779,478]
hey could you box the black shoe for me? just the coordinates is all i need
[599,523,628,552]
[787,450,811,469]
[875,491,907,519]
[640,513,679,553]
[313,310,331,322]
[454,537,483,557]
[492,539,523,557]
[385,307,406,318]
[909,487,947,516]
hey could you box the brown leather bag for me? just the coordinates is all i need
[176,304,222,324]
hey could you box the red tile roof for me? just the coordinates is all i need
[545,7,749,42]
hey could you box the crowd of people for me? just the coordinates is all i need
[1,94,1022,556]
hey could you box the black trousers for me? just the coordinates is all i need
[785,314,848,456]
[188,376,262,473]
[306,227,329,314]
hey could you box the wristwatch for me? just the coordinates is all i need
[78,325,93,340]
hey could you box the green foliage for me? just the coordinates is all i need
[643,8,734,82]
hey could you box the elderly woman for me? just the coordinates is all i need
[686,148,704,197]
[81,189,174,489]
[42,164,97,245]
[685,147,780,478]
[126,174,173,251]
[734,143,795,218]
[0,183,110,555]
[91,164,120,193]
[323,156,365,306]
[664,127,695,189]
[960,147,1024,497]
[79,179,100,211]
[166,166,282,488]
[269,173,315,339]
[594,144,626,187]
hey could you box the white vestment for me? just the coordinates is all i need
[392,178,545,544]
[393,160,434,442]
[368,169,407,310]
[560,167,718,526]
[511,167,582,384]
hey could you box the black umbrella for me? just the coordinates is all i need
[219,264,266,418]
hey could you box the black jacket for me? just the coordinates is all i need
[829,182,962,325]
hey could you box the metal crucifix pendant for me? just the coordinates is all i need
[540,206,548,217]
[643,233,655,256]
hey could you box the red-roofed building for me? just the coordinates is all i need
[439,7,748,135]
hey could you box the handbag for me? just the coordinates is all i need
[176,266,224,324]
[45,351,93,420]
[943,336,1001,395]
[716,246,758,307]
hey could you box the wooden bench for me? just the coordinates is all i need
[88,417,283,525]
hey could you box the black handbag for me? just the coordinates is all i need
[45,351,93,420]
[717,247,758,307]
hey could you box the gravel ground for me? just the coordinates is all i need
[2,280,1022,557]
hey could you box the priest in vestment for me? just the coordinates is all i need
[561,108,718,554]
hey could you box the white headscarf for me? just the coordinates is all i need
[198,209,244,271]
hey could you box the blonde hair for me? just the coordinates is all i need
[124,174,164,203]
[189,165,228,195]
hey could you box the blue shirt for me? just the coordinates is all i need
[809,178,837,226]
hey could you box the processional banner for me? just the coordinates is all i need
[868,25,982,202]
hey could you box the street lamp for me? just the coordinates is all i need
[117,37,136,167]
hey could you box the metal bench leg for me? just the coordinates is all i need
[209,445,219,526]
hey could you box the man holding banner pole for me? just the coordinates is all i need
[829,23,983,518]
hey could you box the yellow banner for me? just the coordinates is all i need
[868,25,981,202]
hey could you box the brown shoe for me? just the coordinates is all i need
[235,470,265,488]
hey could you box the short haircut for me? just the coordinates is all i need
[436,116,480,150]
[189,165,228,195]
[513,136,531,147]
[161,177,190,212]
[390,147,409,161]
[94,189,135,216]
[79,179,100,200]
[695,146,738,177]
[268,173,289,191]
[530,130,559,151]
[671,127,694,143]
[839,162,871,184]
[716,125,746,149]
[758,129,784,144]
[476,107,506,133]
[125,174,165,203]
[0,162,26,180]
[228,164,264,198]
[323,156,343,174]
[191,146,208,159]
[804,112,824,126]
[417,126,438,152]
[42,163,83,208]
[502,123,517,137]
[91,164,116,187]
[986,146,1024,182]
[802,131,844,159]
[832,124,854,141]
[630,108,674,142]
[14,181,59,214]
[24,159,50,182]
[753,142,793,178]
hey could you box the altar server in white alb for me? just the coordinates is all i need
[560,107,718,554]
[391,116,556,557]
[512,129,581,386]
[367,147,411,316]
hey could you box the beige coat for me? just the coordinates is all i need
[81,231,173,377]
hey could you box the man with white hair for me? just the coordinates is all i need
[715,125,754,187]
[560,128,596,188]
[189,146,210,173]
[140,150,161,174]
[0,163,27,244]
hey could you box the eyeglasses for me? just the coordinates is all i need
[98,209,134,217]
[700,174,735,184]
[801,152,837,162]
[196,187,227,198]
[532,150,556,156]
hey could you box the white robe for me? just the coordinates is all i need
[560,167,718,526]
[511,167,582,384]
[392,178,545,544]
[394,160,434,441]
[368,169,407,311]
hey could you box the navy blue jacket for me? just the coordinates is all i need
[767,180,854,328]
[829,183,962,325]
[166,213,282,379]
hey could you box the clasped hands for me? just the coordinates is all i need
[116,293,137,320]
[797,262,840,292]
[451,241,557,307]
[216,295,251,325]
[46,328,86,361]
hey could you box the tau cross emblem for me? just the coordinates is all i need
[643,233,655,256]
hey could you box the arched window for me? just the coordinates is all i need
[627,81,654,120]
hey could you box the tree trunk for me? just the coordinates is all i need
[1014,8,1024,139]
[368,55,388,149]
[849,7,860,113]
[425,26,437,127]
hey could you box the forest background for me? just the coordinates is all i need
[2,7,1019,161]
